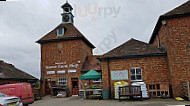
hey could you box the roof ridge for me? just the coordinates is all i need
[103,38,165,58]
[103,38,149,56]
[0,60,37,79]
[162,1,190,17]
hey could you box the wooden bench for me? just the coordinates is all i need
[119,86,142,102]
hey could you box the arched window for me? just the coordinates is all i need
[130,67,142,81]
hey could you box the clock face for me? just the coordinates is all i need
[63,15,69,22]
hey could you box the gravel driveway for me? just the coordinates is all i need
[31,96,190,106]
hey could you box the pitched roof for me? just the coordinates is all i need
[149,1,190,44]
[162,1,190,17]
[102,38,166,59]
[81,55,101,72]
[61,2,73,10]
[0,60,37,80]
[36,24,95,48]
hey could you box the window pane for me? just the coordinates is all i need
[131,75,135,80]
[136,75,142,80]
[153,85,155,89]
[157,91,160,96]
[153,92,156,96]
[156,84,160,90]
[130,69,135,74]
[59,28,62,34]
[161,91,165,96]
[149,85,152,90]
[149,92,152,96]
[136,68,141,74]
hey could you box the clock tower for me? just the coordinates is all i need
[61,1,74,24]
[36,0,95,96]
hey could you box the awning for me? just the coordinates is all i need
[80,69,102,80]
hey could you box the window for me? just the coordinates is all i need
[52,81,56,87]
[187,44,190,48]
[58,78,67,86]
[64,7,70,12]
[57,27,64,37]
[58,28,62,35]
[147,84,169,97]
[130,67,142,81]
[93,79,102,83]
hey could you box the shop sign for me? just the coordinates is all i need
[111,70,128,80]
[68,69,76,73]
[47,71,55,75]
[45,63,79,69]
[57,70,66,74]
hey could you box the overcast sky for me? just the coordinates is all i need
[0,0,188,79]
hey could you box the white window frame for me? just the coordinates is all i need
[130,67,142,81]
[58,78,67,86]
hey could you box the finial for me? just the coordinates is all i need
[66,0,68,3]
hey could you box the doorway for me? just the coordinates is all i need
[45,78,51,95]
[71,78,79,95]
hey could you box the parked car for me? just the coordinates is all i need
[0,92,23,106]
[0,83,34,106]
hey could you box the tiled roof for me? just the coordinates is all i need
[162,1,190,17]
[0,60,37,80]
[149,1,190,44]
[36,24,95,48]
[103,38,166,59]
[81,55,101,72]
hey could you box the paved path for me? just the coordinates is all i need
[31,96,190,106]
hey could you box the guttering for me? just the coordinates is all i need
[36,37,95,48]
[100,53,167,61]
[0,78,39,81]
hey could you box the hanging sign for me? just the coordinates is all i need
[111,70,128,80]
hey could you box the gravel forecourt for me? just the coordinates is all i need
[31,96,190,106]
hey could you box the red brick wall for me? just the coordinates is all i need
[152,16,190,97]
[101,56,169,98]
[40,39,92,96]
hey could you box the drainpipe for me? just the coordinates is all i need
[156,34,161,47]
[107,59,111,98]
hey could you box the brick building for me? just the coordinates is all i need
[100,39,170,98]
[37,1,190,98]
[36,2,99,96]
[0,60,38,85]
[100,1,190,98]
[149,1,190,97]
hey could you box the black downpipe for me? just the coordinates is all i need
[107,60,111,98]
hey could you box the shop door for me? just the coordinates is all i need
[45,79,51,95]
[72,78,79,95]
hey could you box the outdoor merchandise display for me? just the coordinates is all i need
[114,81,128,99]
[132,82,149,98]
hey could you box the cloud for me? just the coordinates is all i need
[0,0,188,78]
